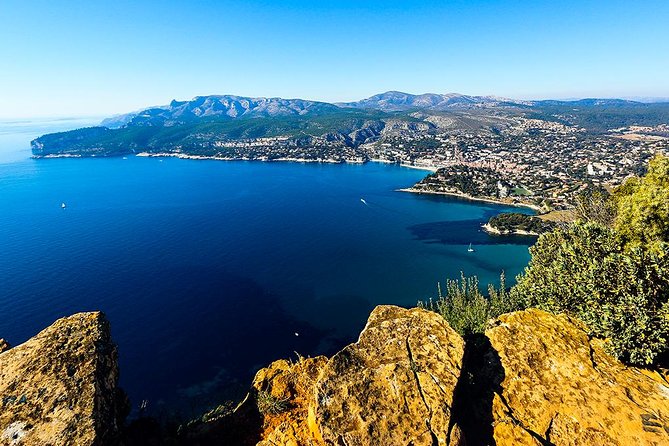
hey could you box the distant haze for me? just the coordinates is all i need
[1,0,668,118]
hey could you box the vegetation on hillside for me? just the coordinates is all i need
[511,222,669,365]
[528,102,669,132]
[31,109,409,157]
[514,154,669,365]
[486,212,556,235]
[425,154,669,366]
[418,272,521,337]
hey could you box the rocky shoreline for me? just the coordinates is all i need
[398,187,542,212]
[481,222,540,236]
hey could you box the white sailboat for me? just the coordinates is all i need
[61,202,66,209]
[467,243,475,252]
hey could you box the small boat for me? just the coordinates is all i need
[61,202,66,209]
[360,198,368,205]
[467,243,475,252]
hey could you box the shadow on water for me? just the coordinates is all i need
[278,290,374,352]
[407,219,536,246]
[107,267,332,419]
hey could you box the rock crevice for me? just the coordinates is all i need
[5,306,669,445]
[220,307,669,446]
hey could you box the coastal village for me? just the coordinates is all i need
[154,118,669,212]
[364,120,669,210]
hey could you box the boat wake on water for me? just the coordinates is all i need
[360,197,413,218]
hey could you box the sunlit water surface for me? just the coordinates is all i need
[0,119,533,417]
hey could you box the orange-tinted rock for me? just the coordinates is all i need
[254,356,328,446]
[487,309,669,446]
[313,305,465,445]
[0,312,123,445]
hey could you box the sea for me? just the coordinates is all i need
[0,118,533,418]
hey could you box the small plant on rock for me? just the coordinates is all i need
[256,390,289,415]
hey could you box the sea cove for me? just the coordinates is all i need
[0,120,533,417]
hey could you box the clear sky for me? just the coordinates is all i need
[1,0,668,118]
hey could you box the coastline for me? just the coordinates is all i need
[35,152,542,213]
[398,163,438,172]
[481,222,539,237]
[135,152,364,164]
[35,151,538,212]
[37,152,438,173]
[397,187,542,212]
[368,158,437,172]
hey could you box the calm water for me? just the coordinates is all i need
[0,119,533,417]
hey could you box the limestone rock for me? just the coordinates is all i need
[164,306,669,445]
[192,305,466,445]
[487,308,669,446]
[0,312,123,445]
[254,357,328,446]
[313,305,465,445]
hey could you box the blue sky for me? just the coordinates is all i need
[1,0,668,118]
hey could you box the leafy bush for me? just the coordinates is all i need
[512,222,669,365]
[573,187,617,226]
[614,154,669,252]
[419,272,524,336]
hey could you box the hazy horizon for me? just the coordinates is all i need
[2,0,669,119]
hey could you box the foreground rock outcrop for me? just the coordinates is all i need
[4,306,669,445]
[0,312,124,445]
[187,305,466,445]
[193,306,669,445]
[488,309,669,446]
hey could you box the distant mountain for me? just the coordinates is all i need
[533,98,643,107]
[97,92,664,130]
[31,91,669,159]
[101,95,341,129]
[337,91,532,111]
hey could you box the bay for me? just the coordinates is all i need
[0,120,533,417]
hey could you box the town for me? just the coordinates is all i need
[363,119,669,210]
[163,118,669,212]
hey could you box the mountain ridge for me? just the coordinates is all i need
[100,91,650,129]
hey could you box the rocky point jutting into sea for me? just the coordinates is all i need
[3,305,669,445]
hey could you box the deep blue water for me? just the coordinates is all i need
[0,119,533,418]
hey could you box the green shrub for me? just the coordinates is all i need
[256,390,289,415]
[512,222,669,365]
[487,212,556,234]
[614,154,669,252]
[419,272,524,336]
[573,187,617,226]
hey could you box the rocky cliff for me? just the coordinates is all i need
[0,312,126,446]
[487,310,669,445]
[3,307,669,445]
[189,306,669,445]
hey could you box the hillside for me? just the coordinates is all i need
[32,92,669,160]
[30,92,669,211]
